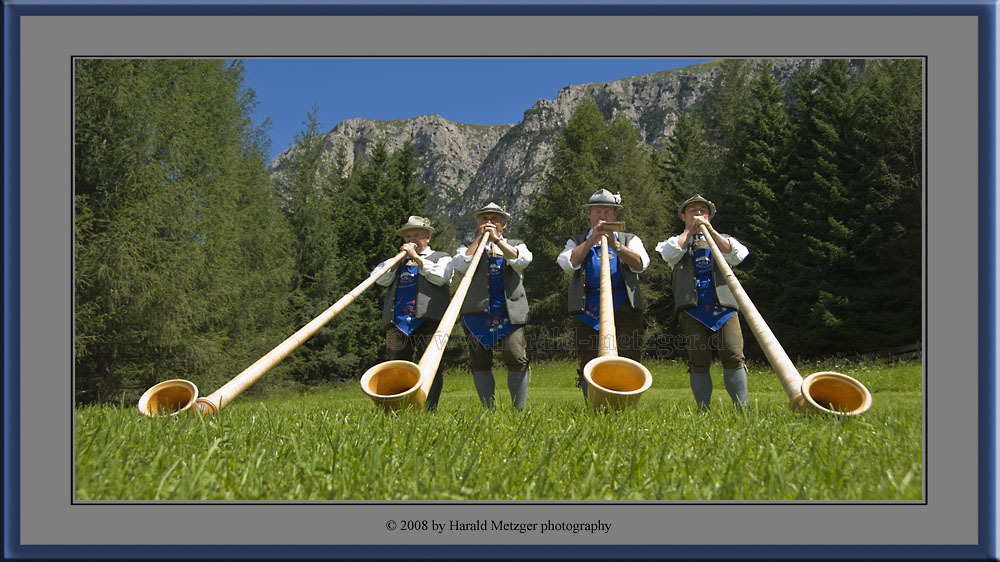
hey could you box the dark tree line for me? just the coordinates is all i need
[75,58,921,404]
[644,59,922,360]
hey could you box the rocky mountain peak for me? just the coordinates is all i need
[270,59,847,226]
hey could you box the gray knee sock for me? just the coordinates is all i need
[507,369,529,410]
[689,372,713,409]
[472,370,495,408]
[723,367,748,407]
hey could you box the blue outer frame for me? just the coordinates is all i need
[4,1,996,560]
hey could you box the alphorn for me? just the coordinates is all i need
[137,251,409,416]
[360,230,493,411]
[581,234,653,410]
[697,224,872,415]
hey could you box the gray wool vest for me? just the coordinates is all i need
[671,242,740,317]
[459,239,530,325]
[567,232,643,315]
[380,250,452,331]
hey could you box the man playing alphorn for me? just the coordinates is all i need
[557,189,651,400]
[453,202,533,410]
[656,194,750,410]
[373,216,454,411]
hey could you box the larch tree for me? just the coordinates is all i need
[74,59,296,402]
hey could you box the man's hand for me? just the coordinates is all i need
[400,242,419,259]
[476,223,500,242]
[686,215,712,235]
[586,220,615,246]
[684,216,732,254]
[467,224,503,257]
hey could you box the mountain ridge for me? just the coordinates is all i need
[270,59,843,224]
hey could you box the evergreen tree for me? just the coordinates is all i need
[324,141,429,378]
[698,59,756,213]
[772,60,857,357]
[74,59,296,402]
[199,68,297,395]
[656,111,710,203]
[391,141,428,214]
[840,59,923,351]
[726,61,791,340]
[274,106,346,384]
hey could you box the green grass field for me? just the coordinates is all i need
[74,359,922,501]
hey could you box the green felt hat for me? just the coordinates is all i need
[677,194,717,219]
[583,189,623,209]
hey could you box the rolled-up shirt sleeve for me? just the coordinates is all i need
[656,236,685,269]
[723,236,749,267]
[506,242,532,274]
[619,233,650,273]
[452,245,472,275]
[557,238,581,272]
[418,248,453,286]
[656,235,749,269]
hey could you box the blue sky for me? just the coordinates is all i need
[240,58,712,162]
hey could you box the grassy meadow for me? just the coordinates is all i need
[74,359,922,501]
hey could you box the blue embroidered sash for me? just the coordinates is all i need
[463,255,518,349]
[685,247,735,331]
[574,243,627,331]
[393,264,425,335]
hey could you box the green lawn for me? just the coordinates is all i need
[74,359,922,501]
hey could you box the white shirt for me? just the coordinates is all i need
[556,229,650,274]
[373,246,453,287]
[655,234,749,269]
[452,239,532,278]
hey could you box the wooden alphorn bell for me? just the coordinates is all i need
[581,234,653,410]
[137,251,409,416]
[697,224,872,415]
[359,230,493,411]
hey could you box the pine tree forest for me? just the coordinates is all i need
[74,58,922,403]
